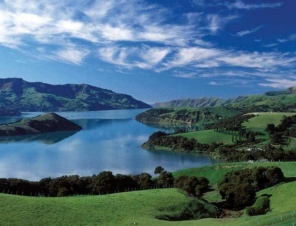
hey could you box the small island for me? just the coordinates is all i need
[0,112,82,136]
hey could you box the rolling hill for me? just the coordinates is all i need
[155,87,296,112]
[0,78,151,111]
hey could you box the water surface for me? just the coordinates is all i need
[0,109,215,180]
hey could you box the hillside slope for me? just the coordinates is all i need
[0,112,82,136]
[135,107,240,127]
[0,78,151,111]
[155,87,296,112]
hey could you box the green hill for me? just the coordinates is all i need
[155,87,296,112]
[0,162,296,226]
[0,112,82,136]
[135,107,240,128]
[0,78,151,111]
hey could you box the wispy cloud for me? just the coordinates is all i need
[227,0,283,10]
[0,0,294,83]
[237,26,263,37]
[207,14,238,34]
[259,78,296,88]
[53,47,90,65]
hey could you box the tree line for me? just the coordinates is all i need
[142,131,212,153]
[0,167,209,198]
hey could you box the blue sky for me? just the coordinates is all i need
[0,0,295,104]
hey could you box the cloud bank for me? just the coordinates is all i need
[0,0,294,88]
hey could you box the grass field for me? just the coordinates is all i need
[180,129,234,145]
[1,162,296,226]
[243,112,296,129]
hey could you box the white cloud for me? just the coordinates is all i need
[219,52,295,69]
[166,47,222,69]
[259,78,296,88]
[173,72,196,78]
[207,14,238,34]
[53,47,90,65]
[237,26,263,37]
[0,0,294,77]
[194,39,213,47]
[227,0,283,10]
[140,47,171,66]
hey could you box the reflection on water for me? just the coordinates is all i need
[0,109,215,180]
[0,131,79,144]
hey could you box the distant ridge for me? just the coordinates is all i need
[0,78,151,111]
[155,97,227,108]
[155,87,296,112]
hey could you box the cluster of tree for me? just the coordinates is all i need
[218,166,284,210]
[219,144,296,162]
[205,113,255,131]
[266,115,296,145]
[174,175,210,197]
[142,131,211,153]
[0,169,175,197]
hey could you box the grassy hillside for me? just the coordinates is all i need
[180,129,234,145]
[0,78,151,111]
[154,87,296,113]
[174,112,296,147]
[135,107,240,128]
[242,112,296,129]
[1,162,296,226]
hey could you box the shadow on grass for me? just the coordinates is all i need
[283,177,296,183]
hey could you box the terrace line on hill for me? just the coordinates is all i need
[0,113,82,136]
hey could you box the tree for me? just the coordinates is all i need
[174,175,209,197]
[265,123,275,134]
[154,166,164,174]
[157,171,174,188]
[91,171,115,194]
[135,173,153,189]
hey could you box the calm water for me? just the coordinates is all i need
[0,109,215,180]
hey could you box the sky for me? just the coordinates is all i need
[0,0,295,104]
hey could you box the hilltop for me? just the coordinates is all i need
[0,78,151,111]
[0,112,82,136]
[155,87,296,112]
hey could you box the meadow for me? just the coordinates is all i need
[1,162,296,226]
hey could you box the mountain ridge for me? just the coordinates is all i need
[0,78,151,112]
[155,87,296,112]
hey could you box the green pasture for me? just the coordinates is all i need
[1,162,296,226]
[180,129,234,145]
[243,112,296,129]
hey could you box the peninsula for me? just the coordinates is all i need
[0,113,82,136]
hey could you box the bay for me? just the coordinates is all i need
[0,109,215,181]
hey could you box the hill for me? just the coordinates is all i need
[0,112,82,136]
[135,107,240,128]
[0,78,151,111]
[0,162,295,226]
[155,87,296,112]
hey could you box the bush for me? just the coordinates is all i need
[246,195,270,216]
[156,199,223,221]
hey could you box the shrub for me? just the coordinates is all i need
[246,195,270,216]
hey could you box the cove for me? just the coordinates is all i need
[0,109,215,180]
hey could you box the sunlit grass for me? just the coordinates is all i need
[1,162,296,226]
